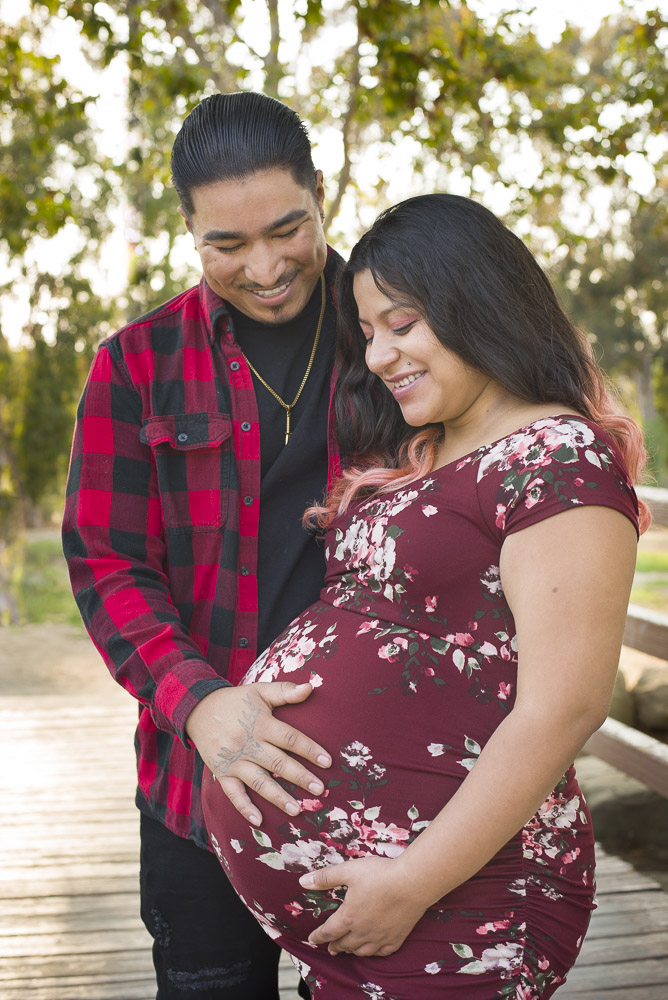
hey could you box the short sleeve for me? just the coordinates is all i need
[474,416,639,540]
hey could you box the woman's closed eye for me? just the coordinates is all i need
[392,320,417,335]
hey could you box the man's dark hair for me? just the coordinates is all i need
[171,91,318,217]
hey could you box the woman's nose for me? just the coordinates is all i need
[366,331,400,376]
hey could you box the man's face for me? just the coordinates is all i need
[181,167,327,325]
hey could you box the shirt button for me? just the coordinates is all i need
[240,565,250,576]
[230,360,240,371]
[239,637,249,648]
[243,495,253,506]
[177,433,188,443]
[241,421,251,432]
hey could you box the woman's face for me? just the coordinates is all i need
[353,269,493,429]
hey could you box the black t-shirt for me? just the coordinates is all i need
[229,279,337,654]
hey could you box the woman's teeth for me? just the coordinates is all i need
[395,372,422,387]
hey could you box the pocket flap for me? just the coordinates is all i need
[141,413,232,450]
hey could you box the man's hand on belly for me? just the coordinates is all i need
[186,683,332,826]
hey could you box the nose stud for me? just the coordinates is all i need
[406,361,411,366]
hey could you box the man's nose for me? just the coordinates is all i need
[243,242,285,288]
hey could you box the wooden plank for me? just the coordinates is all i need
[561,988,668,1000]
[637,486,668,528]
[623,603,668,660]
[584,716,668,799]
[584,906,668,939]
[572,930,668,965]
[559,957,668,989]
[4,692,667,1000]
[1,929,155,959]
[0,876,141,899]
[0,951,156,980]
[0,892,140,920]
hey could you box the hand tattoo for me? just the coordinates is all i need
[212,692,269,777]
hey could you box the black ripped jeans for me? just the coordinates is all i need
[140,813,310,999]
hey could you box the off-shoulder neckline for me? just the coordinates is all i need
[429,413,596,476]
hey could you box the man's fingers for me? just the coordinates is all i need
[265,714,332,771]
[263,680,314,706]
[218,775,263,826]
[220,761,313,818]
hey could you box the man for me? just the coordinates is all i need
[63,91,343,999]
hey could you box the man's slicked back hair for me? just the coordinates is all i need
[171,91,318,216]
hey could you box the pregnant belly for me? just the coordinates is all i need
[200,606,481,946]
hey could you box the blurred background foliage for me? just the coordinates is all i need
[0,0,667,621]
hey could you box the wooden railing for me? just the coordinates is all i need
[584,484,668,798]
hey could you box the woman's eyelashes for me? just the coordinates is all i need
[392,319,417,335]
[362,318,417,344]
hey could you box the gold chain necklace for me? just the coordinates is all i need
[240,272,326,446]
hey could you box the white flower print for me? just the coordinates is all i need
[361,983,400,1000]
[210,832,224,865]
[480,564,502,595]
[476,417,595,482]
[258,838,346,873]
[538,793,580,829]
[478,941,524,977]
[334,518,397,584]
[454,940,524,978]
[341,740,373,769]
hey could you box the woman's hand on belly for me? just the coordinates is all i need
[185,682,332,825]
[299,855,428,958]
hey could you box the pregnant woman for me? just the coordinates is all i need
[201,195,648,998]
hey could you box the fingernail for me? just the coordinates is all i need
[316,755,331,767]
[285,801,300,816]
[249,813,261,826]
[300,873,315,887]
[308,781,323,794]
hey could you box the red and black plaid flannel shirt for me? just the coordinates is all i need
[63,248,341,847]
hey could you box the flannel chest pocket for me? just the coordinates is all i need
[141,413,233,532]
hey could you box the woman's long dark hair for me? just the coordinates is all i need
[308,194,648,529]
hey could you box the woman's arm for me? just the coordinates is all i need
[302,504,637,956]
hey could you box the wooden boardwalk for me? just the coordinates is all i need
[2,689,667,999]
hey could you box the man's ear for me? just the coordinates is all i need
[178,204,193,234]
[314,169,325,214]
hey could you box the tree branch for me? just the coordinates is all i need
[324,48,361,231]
[263,0,282,97]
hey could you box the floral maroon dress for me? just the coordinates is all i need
[202,416,639,999]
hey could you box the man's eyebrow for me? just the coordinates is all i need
[202,209,309,242]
